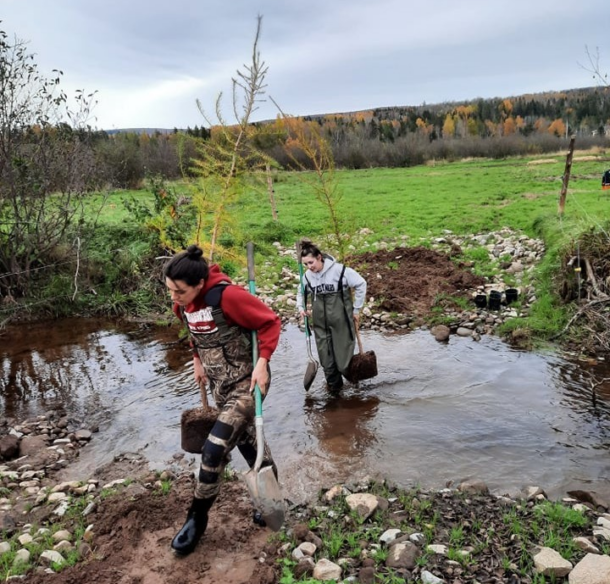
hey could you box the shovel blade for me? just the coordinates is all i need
[303,360,319,391]
[243,466,285,531]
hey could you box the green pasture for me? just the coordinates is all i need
[94,152,609,245]
[258,154,608,242]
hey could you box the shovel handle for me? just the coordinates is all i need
[246,242,263,419]
[355,320,365,354]
[198,379,209,409]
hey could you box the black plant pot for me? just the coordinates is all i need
[488,290,502,310]
[474,294,487,309]
[505,288,518,304]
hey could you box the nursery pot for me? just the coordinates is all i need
[488,290,502,310]
[505,288,519,304]
[474,294,487,309]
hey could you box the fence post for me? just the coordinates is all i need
[558,136,576,216]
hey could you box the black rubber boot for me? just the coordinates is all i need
[171,496,216,556]
[253,509,266,527]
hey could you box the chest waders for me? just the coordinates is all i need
[305,265,355,389]
[172,284,276,555]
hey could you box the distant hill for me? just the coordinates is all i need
[104,128,176,136]
[105,86,610,137]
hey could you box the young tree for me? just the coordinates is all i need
[187,15,276,261]
[0,27,99,300]
[273,109,350,260]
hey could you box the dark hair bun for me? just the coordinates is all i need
[186,244,203,260]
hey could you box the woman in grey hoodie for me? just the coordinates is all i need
[296,241,367,392]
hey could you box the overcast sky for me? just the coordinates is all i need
[2,0,609,130]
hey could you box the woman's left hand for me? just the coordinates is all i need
[250,357,270,396]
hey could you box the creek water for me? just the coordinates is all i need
[1,318,609,503]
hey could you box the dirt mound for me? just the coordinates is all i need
[26,476,276,584]
[349,246,486,315]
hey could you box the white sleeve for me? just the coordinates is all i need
[296,271,309,312]
[344,267,367,313]
[296,281,304,312]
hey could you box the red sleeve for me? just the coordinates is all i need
[220,286,281,361]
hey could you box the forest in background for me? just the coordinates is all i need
[96,85,610,187]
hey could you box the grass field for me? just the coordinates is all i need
[96,150,610,246]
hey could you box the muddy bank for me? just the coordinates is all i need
[2,412,610,583]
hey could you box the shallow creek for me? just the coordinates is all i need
[1,318,609,503]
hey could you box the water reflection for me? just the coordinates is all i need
[303,391,380,458]
[1,319,610,503]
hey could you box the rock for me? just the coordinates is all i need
[75,429,92,441]
[48,492,67,502]
[567,490,609,511]
[313,558,342,580]
[40,549,65,566]
[17,534,33,545]
[345,493,378,521]
[18,435,48,456]
[52,529,72,542]
[297,542,316,556]
[386,541,419,569]
[572,536,599,554]
[569,553,610,583]
[324,485,346,502]
[421,570,445,584]
[13,548,30,565]
[0,435,20,459]
[431,325,450,342]
[427,544,448,555]
[379,528,401,544]
[456,327,473,337]
[523,486,545,500]
[457,480,489,495]
[533,546,572,577]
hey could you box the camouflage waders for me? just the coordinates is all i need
[190,309,276,500]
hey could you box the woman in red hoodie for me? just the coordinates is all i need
[164,244,281,556]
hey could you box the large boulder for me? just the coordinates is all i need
[0,434,20,459]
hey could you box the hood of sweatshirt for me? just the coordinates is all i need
[199,264,231,302]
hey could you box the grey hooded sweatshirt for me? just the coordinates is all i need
[297,254,367,382]
[296,254,366,315]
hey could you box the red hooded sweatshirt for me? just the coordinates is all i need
[172,264,281,361]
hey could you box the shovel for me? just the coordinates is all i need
[296,242,319,391]
[345,321,378,383]
[180,380,219,454]
[303,318,319,391]
[242,241,285,531]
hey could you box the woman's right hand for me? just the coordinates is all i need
[193,357,207,386]
[300,310,310,318]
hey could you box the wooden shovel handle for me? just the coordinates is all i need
[198,379,209,409]
[354,320,365,354]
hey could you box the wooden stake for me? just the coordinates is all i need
[558,136,575,216]
[266,163,278,221]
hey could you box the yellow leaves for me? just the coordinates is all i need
[442,114,455,138]
[503,116,517,136]
[548,118,566,137]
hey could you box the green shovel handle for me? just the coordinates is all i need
[246,242,263,418]
[296,241,312,339]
